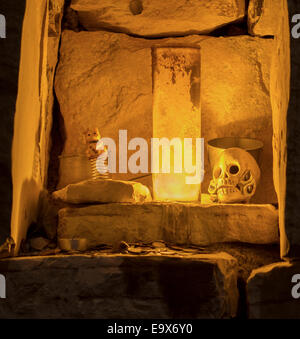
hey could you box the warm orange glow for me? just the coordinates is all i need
[152,47,201,201]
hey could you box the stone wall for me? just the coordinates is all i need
[54,0,279,204]
[2,1,294,259]
[1,0,300,319]
[0,252,239,319]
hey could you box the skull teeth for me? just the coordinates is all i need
[217,187,238,195]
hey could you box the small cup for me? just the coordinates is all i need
[207,137,263,170]
[58,238,88,252]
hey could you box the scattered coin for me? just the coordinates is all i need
[152,241,166,248]
[128,247,143,254]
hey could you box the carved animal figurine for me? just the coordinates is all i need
[0,237,15,259]
[84,128,109,180]
[208,147,260,203]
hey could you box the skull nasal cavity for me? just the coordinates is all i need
[229,165,239,175]
[129,0,143,15]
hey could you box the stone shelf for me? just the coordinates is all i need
[58,201,279,249]
[0,252,238,319]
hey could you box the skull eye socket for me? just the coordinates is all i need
[213,167,222,178]
[229,165,239,175]
[243,170,251,181]
[247,185,254,194]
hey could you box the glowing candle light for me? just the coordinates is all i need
[152,47,202,201]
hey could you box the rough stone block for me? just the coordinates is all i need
[247,261,300,318]
[57,203,279,248]
[55,30,276,204]
[0,252,238,318]
[248,0,283,37]
[70,0,245,37]
[52,179,152,204]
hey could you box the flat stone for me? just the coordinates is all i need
[248,0,284,37]
[247,261,300,318]
[0,252,238,318]
[55,30,276,204]
[52,179,152,203]
[70,0,245,37]
[57,203,279,249]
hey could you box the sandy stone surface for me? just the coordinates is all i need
[57,202,279,248]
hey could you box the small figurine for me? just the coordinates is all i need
[84,128,109,180]
[0,237,15,258]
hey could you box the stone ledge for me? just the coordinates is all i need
[0,252,238,319]
[247,261,300,318]
[58,202,279,249]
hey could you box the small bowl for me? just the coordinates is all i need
[58,238,88,252]
[207,137,263,169]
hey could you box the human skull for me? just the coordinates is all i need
[208,147,260,203]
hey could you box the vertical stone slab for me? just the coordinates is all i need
[0,1,26,244]
[284,0,300,258]
[11,0,64,254]
[250,0,291,258]
[152,47,201,201]
[268,0,290,259]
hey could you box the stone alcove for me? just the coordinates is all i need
[45,0,287,251]
[1,0,299,319]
